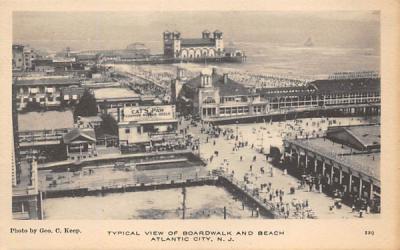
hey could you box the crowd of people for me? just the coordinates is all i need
[178,114,378,219]
[227,71,310,88]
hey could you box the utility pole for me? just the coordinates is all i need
[181,186,186,220]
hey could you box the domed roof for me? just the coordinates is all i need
[214,29,222,34]
[202,29,210,33]
[172,30,180,34]
[163,30,171,34]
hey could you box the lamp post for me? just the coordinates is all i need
[235,120,239,141]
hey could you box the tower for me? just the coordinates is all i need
[202,30,211,39]
[200,68,213,88]
[172,31,181,58]
[163,31,172,57]
[213,30,224,55]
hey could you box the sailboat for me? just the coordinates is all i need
[304,37,314,47]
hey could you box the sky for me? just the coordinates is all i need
[13,11,380,53]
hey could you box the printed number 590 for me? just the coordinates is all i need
[365,230,375,236]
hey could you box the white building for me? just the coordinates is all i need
[163,30,224,59]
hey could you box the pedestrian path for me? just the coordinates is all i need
[181,117,379,219]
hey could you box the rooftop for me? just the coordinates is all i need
[93,87,140,100]
[75,54,98,60]
[288,137,380,181]
[181,38,215,47]
[63,128,96,144]
[257,86,316,97]
[310,78,380,94]
[327,124,380,149]
[14,77,80,86]
[18,110,74,132]
[60,86,87,95]
[185,73,252,96]
[346,125,380,147]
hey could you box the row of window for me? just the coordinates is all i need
[324,93,380,99]
[18,96,61,103]
[262,89,312,94]
[219,106,250,114]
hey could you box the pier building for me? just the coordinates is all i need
[176,68,380,123]
[163,30,245,62]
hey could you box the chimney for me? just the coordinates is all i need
[223,73,228,84]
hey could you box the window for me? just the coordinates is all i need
[125,128,130,134]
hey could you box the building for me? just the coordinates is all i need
[93,87,156,119]
[12,160,42,220]
[63,128,97,161]
[60,86,88,106]
[17,110,75,162]
[75,53,98,64]
[163,30,244,61]
[283,124,380,212]
[12,45,25,71]
[85,43,151,63]
[177,68,269,120]
[13,77,81,111]
[32,59,55,73]
[12,83,22,185]
[12,44,40,71]
[118,105,180,151]
[177,68,381,123]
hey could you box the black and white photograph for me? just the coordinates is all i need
[11,10,382,221]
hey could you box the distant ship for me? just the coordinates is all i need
[304,37,314,47]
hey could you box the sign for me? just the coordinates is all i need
[122,105,175,122]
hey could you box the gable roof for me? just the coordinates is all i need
[185,73,252,96]
[63,128,96,144]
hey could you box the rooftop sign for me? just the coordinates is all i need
[122,105,175,122]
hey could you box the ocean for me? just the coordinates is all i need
[142,41,380,79]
